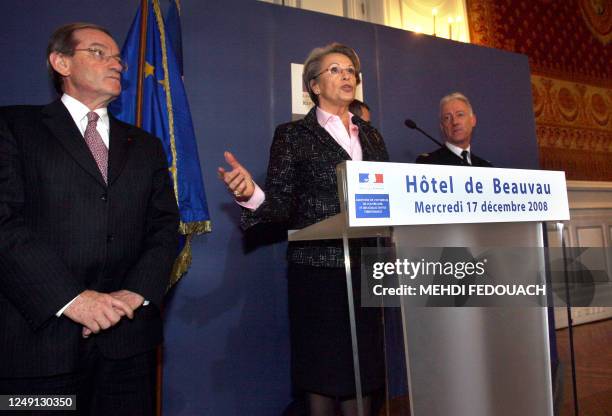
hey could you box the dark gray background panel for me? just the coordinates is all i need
[0,0,542,414]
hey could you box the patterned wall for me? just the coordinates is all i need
[467,0,612,180]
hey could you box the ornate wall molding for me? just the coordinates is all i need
[466,0,510,50]
[533,74,612,180]
[578,0,611,45]
[531,74,612,131]
[468,0,611,84]
[467,0,612,180]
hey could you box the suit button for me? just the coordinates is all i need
[106,234,114,243]
[100,193,108,202]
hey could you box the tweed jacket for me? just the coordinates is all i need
[416,145,493,167]
[0,101,179,377]
[241,107,389,267]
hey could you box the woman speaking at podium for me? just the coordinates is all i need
[218,43,388,416]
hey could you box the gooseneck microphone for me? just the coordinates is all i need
[404,119,444,147]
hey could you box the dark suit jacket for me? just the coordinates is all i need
[416,144,493,167]
[241,108,389,267]
[0,100,179,377]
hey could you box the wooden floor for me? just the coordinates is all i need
[381,318,612,416]
[557,318,612,416]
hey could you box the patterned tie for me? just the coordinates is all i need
[84,111,108,183]
[461,150,471,165]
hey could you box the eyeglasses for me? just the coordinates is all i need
[73,48,128,72]
[314,64,358,79]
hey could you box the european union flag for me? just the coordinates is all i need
[110,0,210,286]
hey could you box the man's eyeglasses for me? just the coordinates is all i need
[314,64,358,79]
[73,48,128,73]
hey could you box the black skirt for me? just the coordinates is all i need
[288,263,385,397]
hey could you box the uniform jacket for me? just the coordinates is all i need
[416,145,493,167]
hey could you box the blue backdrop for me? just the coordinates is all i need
[0,1,541,414]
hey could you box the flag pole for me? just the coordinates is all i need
[135,0,148,128]
[134,2,163,414]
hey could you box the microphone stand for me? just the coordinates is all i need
[559,222,579,415]
[404,119,444,147]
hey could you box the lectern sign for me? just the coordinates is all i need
[341,161,570,227]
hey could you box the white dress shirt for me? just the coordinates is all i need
[56,94,148,317]
[57,94,110,317]
[61,93,110,148]
[445,141,472,165]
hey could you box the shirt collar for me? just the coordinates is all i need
[61,93,109,132]
[315,107,359,133]
[445,141,471,158]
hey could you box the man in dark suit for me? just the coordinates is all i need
[0,23,179,415]
[416,92,493,167]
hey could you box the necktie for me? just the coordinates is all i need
[461,150,470,165]
[84,112,108,183]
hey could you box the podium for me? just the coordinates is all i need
[289,161,570,416]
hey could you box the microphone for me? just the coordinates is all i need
[404,119,417,129]
[351,115,365,126]
[404,118,444,147]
